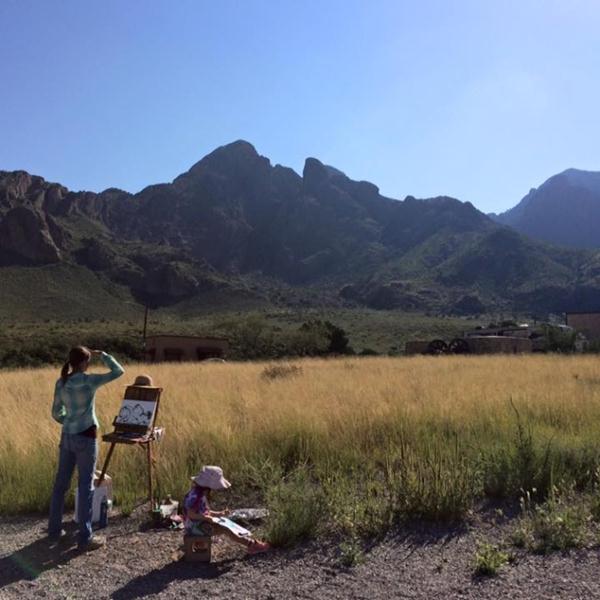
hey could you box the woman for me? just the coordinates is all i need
[48,346,124,550]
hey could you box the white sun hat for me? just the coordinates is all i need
[191,466,231,490]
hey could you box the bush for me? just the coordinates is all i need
[298,320,352,355]
[339,535,365,567]
[219,315,354,359]
[224,314,279,360]
[359,348,379,356]
[261,364,303,381]
[543,325,576,353]
[0,335,143,368]
[513,487,588,553]
[322,471,393,538]
[583,339,600,354]
[265,469,324,547]
[481,399,554,499]
[590,472,600,522]
[389,442,481,522]
[473,541,510,576]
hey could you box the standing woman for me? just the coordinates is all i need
[48,346,124,550]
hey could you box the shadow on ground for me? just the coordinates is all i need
[0,535,79,591]
[110,559,235,600]
[111,545,307,600]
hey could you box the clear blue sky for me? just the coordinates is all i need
[1,0,599,213]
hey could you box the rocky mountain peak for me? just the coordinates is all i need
[3,143,599,315]
[180,140,266,180]
[492,167,600,248]
[302,158,379,202]
[303,158,346,186]
[559,168,600,195]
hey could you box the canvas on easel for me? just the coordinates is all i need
[98,384,164,506]
[103,385,162,442]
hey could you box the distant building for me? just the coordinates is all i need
[565,312,600,341]
[144,335,229,362]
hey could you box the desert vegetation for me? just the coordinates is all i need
[0,309,469,367]
[2,354,600,551]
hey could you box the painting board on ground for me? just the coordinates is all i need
[207,515,252,538]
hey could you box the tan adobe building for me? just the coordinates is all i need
[565,312,600,341]
[144,335,229,362]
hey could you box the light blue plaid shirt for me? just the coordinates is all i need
[52,352,125,434]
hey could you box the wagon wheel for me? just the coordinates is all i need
[448,338,470,354]
[426,339,448,355]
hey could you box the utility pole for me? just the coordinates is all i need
[143,306,149,349]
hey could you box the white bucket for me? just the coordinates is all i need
[74,472,113,524]
[160,499,179,519]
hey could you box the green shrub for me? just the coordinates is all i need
[542,325,576,353]
[265,469,324,547]
[359,348,379,356]
[590,491,600,523]
[322,471,393,538]
[514,487,588,553]
[339,535,365,567]
[473,541,510,576]
[481,399,554,499]
[510,524,529,548]
[297,320,352,355]
[389,441,481,522]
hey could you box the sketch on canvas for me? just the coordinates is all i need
[115,399,156,427]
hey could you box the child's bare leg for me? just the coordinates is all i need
[211,523,254,548]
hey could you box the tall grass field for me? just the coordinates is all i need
[2,355,600,544]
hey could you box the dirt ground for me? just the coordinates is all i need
[2,509,600,600]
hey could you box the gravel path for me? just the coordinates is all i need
[2,510,600,599]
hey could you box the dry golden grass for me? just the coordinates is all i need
[2,355,600,528]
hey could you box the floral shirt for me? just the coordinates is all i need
[183,485,209,532]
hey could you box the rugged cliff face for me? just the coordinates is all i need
[491,169,600,249]
[1,142,600,315]
[0,206,62,265]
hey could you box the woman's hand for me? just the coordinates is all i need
[90,349,103,357]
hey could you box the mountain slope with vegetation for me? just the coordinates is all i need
[491,169,600,249]
[2,141,600,320]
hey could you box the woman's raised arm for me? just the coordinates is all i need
[87,351,125,388]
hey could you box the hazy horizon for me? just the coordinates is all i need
[1,0,599,213]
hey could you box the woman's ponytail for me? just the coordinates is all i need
[60,346,91,385]
[60,362,71,384]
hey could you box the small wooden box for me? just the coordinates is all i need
[184,534,212,563]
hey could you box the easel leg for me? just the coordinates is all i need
[98,442,116,486]
[146,443,153,508]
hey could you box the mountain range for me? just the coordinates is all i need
[491,169,600,249]
[1,140,600,319]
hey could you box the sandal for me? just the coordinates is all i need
[247,540,271,555]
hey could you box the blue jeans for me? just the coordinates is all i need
[48,431,98,546]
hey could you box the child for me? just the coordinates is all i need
[183,465,270,555]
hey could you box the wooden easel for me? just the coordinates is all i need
[97,384,163,508]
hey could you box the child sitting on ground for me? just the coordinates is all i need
[183,465,270,555]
